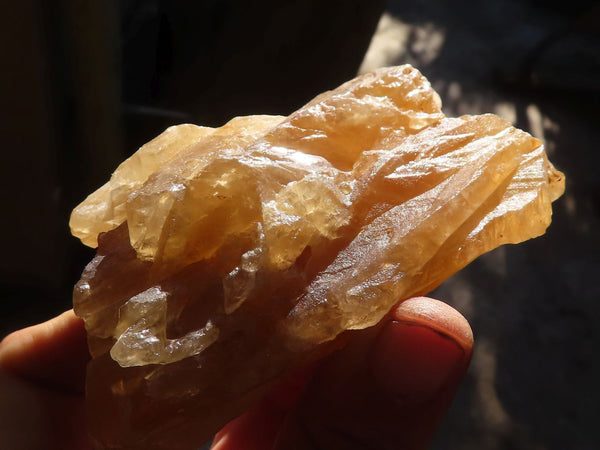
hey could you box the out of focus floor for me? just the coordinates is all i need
[360,1,599,449]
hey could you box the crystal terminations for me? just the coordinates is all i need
[71,65,564,449]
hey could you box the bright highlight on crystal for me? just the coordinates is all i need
[71,65,564,449]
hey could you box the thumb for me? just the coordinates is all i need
[273,297,473,450]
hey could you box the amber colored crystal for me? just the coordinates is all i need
[70,65,564,449]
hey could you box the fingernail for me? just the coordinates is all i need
[370,321,466,403]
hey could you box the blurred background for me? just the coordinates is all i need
[1,0,599,448]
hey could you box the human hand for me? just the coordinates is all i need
[0,297,472,450]
[211,297,473,450]
[0,310,91,449]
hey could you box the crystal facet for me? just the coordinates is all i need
[71,65,564,449]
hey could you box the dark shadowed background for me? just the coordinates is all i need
[1,1,599,449]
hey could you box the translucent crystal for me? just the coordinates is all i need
[71,65,564,449]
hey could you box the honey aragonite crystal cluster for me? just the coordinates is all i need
[70,65,564,449]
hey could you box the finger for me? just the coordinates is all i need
[211,363,319,450]
[0,371,90,450]
[212,297,472,450]
[0,310,90,393]
[273,297,473,450]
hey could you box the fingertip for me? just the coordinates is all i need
[273,297,474,449]
[369,318,468,403]
[0,310,89,393]
[0,324,38,368]
[390,297,474,353]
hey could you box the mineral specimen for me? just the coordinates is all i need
[71,65,564,449]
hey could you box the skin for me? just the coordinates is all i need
[0,297,472,450]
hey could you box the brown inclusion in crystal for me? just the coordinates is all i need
[70,65,564,449]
